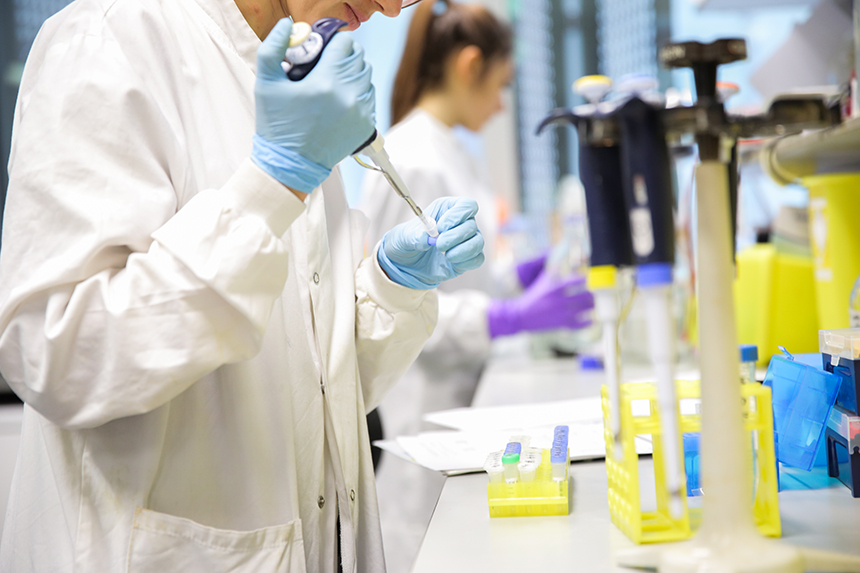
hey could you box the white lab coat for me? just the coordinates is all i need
[0,1,437,572]
[361,109,506,421]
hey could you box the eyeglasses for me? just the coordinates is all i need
[401,0,423,8]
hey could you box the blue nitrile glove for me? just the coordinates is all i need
[378,197,486,289]
[252,18,376,192]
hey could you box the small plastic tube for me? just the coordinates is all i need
[518,448,542,483]
[484,451,504,484]
[551,443,569,481]
[419,213,439,244]
[502,442,522,483]
[518,459,540,482]
[553,426,569,445]
[521,447,542,463]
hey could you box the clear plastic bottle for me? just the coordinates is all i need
[849,272,860,328]
[738,344,761,506]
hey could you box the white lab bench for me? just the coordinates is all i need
[411,352,860,572]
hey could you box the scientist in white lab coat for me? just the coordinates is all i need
[362,0,594,421]
[0,0,486,572]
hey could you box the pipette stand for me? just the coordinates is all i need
[614,40,860,572]
[601,379,780,545]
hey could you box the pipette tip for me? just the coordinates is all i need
[421,215,439,244]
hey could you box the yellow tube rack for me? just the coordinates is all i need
[601,379,780,544]
[487,449,570,517]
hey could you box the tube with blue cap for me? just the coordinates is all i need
[283,17,440,245]
[552,425,570,481]
[551,442,568,482]
[502,442,522,483]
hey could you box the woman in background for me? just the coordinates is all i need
[362,0,594,431]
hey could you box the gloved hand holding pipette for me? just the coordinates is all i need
[262,17,443,239]
[256,17,479,291]
[378,197,485,289]
[252,18,375,193]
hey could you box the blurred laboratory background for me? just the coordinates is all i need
[1,0,858,571]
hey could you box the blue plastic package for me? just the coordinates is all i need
[763,354,842,470]
[683,432,701,496]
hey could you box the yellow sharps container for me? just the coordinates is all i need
[802,174,860,330]
[733,243,819,366]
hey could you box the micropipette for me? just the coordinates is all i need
[353,132,440,244]
[282,18,440,244]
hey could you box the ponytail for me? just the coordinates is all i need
[390,0,513,126]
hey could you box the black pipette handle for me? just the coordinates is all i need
[616,97,675,266]
[285,18,348,81]
[579,144,634,268]
[536,109,633,268]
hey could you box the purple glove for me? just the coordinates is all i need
[515,253,548,289]
[487,271,594,338]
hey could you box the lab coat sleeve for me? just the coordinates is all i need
[354,246,438,412]
[0,29,305,429]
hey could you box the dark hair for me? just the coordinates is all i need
[390,0,513,126]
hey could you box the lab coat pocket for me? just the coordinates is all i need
[127,508,306,573]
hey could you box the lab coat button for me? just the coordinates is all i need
[349,489,356,502]
[313,272,320,284]
[318,495,325,509]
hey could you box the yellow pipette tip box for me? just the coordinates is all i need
[487,449,570,517]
